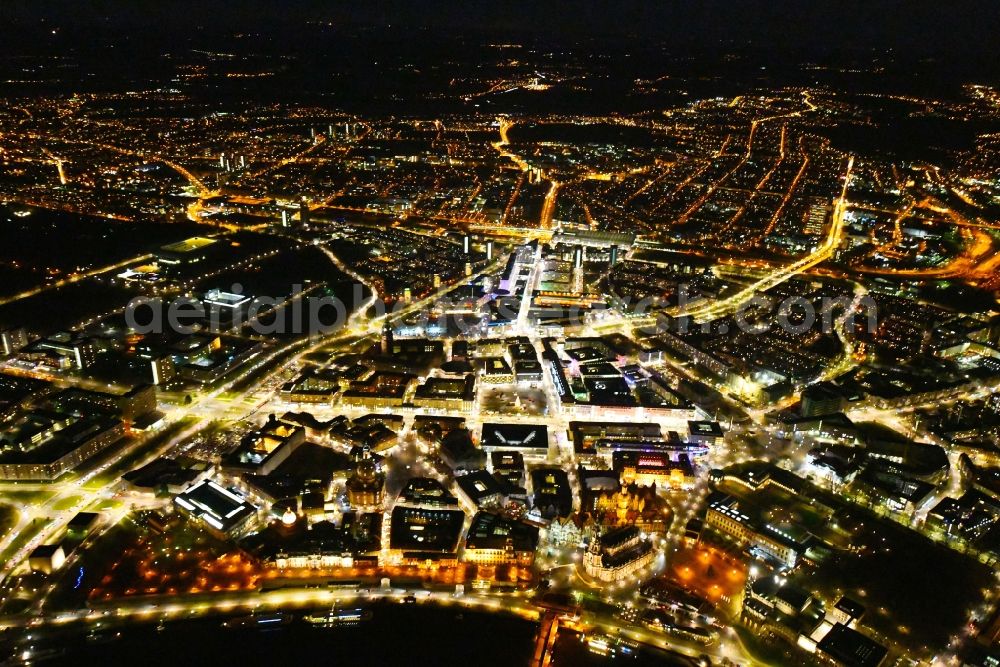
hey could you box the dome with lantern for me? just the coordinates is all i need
[346,446,385,507]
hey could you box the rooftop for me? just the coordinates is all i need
[389,505,465,553]
[466,511,539,552]
[159,236,217,254]
[173,480,257,534]
[817,623,888,667]
[481,423,548,451]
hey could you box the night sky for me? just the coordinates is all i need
[1,0,998,67]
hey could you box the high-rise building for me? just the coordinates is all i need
[0,327,29,356]
[299,197,310,226]
[800,383,846,417]
[463,235,471,254]
[486,240,494,260]
[572,246,585,292]
[149,355,175,385]
[204,288,253,331]
[33,332,97,369]
[380,321,394,355]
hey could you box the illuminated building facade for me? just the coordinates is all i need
[346,447,385,508]
[583,526,655,582]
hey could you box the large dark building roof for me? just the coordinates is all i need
[465,511,539,552]
[389,505,465,553]
[481,423,548,452]
[173,480,257,534]
[817,623,888,667]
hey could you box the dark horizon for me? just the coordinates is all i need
[2,0,999,63]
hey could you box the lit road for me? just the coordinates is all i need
[674,91,819,230]
[4,587,763,666]
[26,132,213,198]
[2,86,990,667]
[0,253,152,307]
[675,155,854,322]
[0,418,210,582]
[539,180,561,230]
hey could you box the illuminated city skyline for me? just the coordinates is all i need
[0,3,999,666]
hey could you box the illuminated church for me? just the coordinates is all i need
[346,446,385,508]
